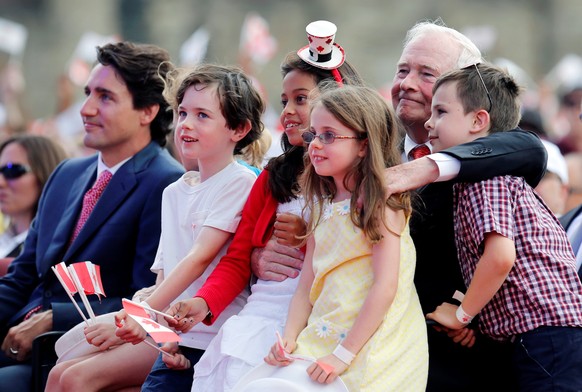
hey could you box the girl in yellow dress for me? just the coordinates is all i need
[266,85,428,391]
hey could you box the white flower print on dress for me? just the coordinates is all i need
[334,328,348,343]
[315,319,333,339]
[336,201,350,216]
[322,202,334,222]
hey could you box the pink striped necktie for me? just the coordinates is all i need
[71,170,112,242]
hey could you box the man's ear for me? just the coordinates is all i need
[232,119,252,142]
[470,109,490,134]
[140,104,160,126]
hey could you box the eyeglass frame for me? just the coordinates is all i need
[302,130,367,145]
[0,162,32,180]
[471,63,493,112]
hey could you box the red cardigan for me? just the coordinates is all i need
[196,170,278,323]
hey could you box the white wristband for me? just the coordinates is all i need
[333,344,356,365]
[456,304,474,325]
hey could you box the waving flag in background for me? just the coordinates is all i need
[239,12,277,67]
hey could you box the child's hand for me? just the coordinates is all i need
[84,322,123,350]
[114,309,147,344]
[274,213,306,247]
[160,342,191,370]
[308,354,347,384]
[426,302,465,330]
[264,338,296,366]
[446,326,476,348]
[166,298,209,333]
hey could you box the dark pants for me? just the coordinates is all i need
[426,327,516,392]
[141,346,204,392]
[513,326,582,392]
[0,351,32,392]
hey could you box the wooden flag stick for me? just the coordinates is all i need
[142,339,174,358]
[51,266,90,326]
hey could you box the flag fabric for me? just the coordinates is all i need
[0,17,28,57]
[69,261,106,298]
[67,31,119,86]
[51,262,89,323]
[179,26,210,66]
[52,262,78,295]
[239,12,277,66]
[122,299,181,344]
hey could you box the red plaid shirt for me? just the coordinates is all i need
[454,175,582,341]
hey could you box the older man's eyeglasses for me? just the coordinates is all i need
[472,63,493,112]
[0,163,31,180]
[302,130,366,145]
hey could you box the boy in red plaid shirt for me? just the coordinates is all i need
[425,62,582,391]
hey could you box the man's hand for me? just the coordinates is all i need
[384,157,440,197]
[273,213,306,247]
[251,237,304,282]
[1,310,53,361]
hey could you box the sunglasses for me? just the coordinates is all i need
[302,130,366,145]
[472,63,493,112]
[0,163,32,180]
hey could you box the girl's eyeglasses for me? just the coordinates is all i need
[0,163,31,180]
[302,131,366,145]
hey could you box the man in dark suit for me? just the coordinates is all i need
[388,20,546,391]
[560,206,582,279]
[0,41,184,390]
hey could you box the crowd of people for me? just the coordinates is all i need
[0,16,581,392]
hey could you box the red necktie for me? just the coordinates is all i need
[71,171,112,242]
[409,144,431,160]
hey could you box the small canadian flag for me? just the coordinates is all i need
[121,299,181,344]
[69,261,105,299]
[52,262,77,295]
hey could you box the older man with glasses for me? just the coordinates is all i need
[386,19,547,391]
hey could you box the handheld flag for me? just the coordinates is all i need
[68,265,97,322]
[70,261,106,299]
[122,299,181,344]
[51,262,88,324]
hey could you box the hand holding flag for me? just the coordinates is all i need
[117,299,180,357]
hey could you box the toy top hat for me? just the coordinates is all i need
[297,20,345,70]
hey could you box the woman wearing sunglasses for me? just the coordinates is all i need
[0,135,67,276]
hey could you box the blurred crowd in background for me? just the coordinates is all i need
[1,0,582,216]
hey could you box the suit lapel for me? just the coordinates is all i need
[64,143,160,258]
[560,205,582,230]
[65,161,137,257]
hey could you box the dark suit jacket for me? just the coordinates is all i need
[559,205,582,279]
[410,129,546,391]
[0,142,184,336]
[412,129,547,313]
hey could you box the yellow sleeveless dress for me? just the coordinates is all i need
[294,199,428,391]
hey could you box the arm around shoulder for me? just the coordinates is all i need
[441,129,547,187]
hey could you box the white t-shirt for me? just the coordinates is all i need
[151,161,257,349]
